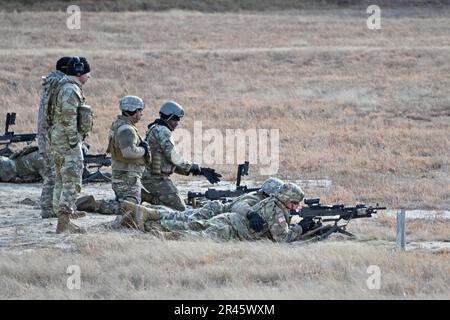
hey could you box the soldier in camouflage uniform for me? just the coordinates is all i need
[157,177,285,230]
[141,100,221,211]
[0,146,44,183]
[144,182,306,243]
[99,95,151,228]
[75,177,284,234]
[37,56,72,218]
[50,56,93,234]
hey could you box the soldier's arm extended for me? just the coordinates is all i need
[117,125,145,159]
[58,84,82,146]
[158,127,192,174]
[267,206,303,243]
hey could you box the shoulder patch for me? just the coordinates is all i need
[276,213,287,225]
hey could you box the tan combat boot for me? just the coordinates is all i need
[72,211,87,219]
[120,200,161,231]
[56,211,87,234]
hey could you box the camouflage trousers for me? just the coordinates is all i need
[38,137,55,217]
[112,170,142,204]
[157,200,228,230]
[75,195,122,215]
[147,212,256,242]
[52,145,83,215]
[141,175,186,211]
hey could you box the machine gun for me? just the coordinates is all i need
[291,197,386,241]
[187,161,260,207]
[82,143,112,184]
[0,113,36,157]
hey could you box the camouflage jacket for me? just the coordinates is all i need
[248,195,303,242]
[225,191,267,216]
[144,119,192,177]
[37,71,69,150]
[0,146,43,183]
[107,115,146,173]
[50,76,89,150]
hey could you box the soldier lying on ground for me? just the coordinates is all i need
[92,181,306,244]
[75,177,284,224]
[130,182,306,243]
[0,146,43,183]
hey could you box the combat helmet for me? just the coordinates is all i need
[159,100,185,121]
[274,182,305,206]
[119,95,145,113]
[260,177,284,196]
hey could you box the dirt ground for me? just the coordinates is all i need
[0,179,449,300]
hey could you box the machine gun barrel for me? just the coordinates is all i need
[0,133,37,144]
[293,198,386,221]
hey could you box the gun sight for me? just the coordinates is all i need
[304,198,320,205]
[5,112,16,134]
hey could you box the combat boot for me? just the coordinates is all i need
[120,200,161,231]
[41,210,57,219]
[75,195,98,212]
[56,212,87,234]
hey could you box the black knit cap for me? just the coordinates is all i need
[66,56,91,76]
[55,56,72,74]
[79,57,91,74]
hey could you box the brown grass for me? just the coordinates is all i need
[0,233,449,299]
[1,1,447,12]
[0,10,449,210]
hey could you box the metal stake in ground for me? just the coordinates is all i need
[396,209,406,251]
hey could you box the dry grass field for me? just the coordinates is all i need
[0,2,449,300]
[0,228,449,300]
[0,7,449,210]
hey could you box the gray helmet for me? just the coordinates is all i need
[260,177,284,196]
[159,100,185,120]
[119,95,145,112]
[274,182,305,206]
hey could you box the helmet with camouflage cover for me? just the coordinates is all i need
[274,182,305,206]
[119,95,145,113]
[159,100,185,120]
[260,177,284,196]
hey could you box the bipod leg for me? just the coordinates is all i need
[335,226,355,237]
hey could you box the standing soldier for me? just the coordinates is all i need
[37,56,72,218]
[141,100,221,211]
[51,56,93,234]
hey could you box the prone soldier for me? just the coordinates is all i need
[143,182,306,243]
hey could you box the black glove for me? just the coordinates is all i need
[247,211,264,232]
[139,141,149,156]
[189,163,202,175]
[200,167,222,184]
[299,218,315,233]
